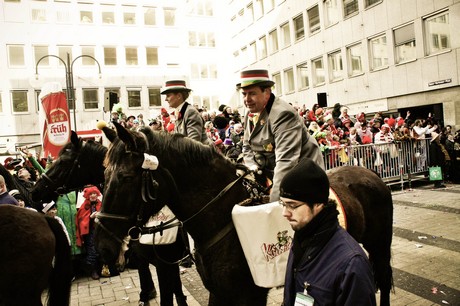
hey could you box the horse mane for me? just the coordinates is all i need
[106,127,234,170]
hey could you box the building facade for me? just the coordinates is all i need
[1,0,459,153]
[228,0,459,127]
[0,0,234,151]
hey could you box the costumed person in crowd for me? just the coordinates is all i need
[161,80,212,145]
[280,159,376,306]
[240,69,324,201]
[9,189,30,209]
[149,118,164,132]
[429,132,449,189]
[43,200,71,245]
[0,175,19,206]
[56,191,82,277]
[137,114,146,127]
[76,185,103,280]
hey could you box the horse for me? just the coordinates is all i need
[0,205,72,306]
[95,122,393,306]
[30,129,189,306]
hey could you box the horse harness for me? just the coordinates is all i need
[95,130,270,264]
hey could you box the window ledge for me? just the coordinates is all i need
[395,58,417,66]
[370,65,389,73]
[425,49,452,59]
[349,72,365,78]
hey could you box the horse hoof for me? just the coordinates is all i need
[138,302,150,306]
[148,289,157,300]
[91,270,100,280]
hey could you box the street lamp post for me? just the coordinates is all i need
[35,53,101,132]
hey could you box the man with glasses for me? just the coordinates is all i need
[279,158,376,306]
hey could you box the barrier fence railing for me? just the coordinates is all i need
[322,138,432,189]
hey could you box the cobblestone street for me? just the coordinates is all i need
[50,182,459,306]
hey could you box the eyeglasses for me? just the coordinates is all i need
[279,200,306,212]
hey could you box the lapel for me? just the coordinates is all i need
[249,95,275,140]
[175,102,189,126]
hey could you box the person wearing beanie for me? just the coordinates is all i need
[76,185,103,280]
[280,159,376,306]
[239,69,324,201]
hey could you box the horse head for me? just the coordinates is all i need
[95,122,176,264]
[31,127,115,203]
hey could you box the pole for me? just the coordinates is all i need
[67,53,77,131]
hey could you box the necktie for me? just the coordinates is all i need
[253,114,259,125]
[174,109,179,119]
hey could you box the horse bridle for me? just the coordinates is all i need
[94,130,254,263]
[40,141,87,195]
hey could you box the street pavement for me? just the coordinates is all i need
[47,181,460,306]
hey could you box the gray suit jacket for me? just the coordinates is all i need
[174,102,212,145]
[243,95,324,201]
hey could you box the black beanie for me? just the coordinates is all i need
[280,159,329,205]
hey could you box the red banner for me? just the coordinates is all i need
[41,91,71,159]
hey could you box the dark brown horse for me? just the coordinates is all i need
[0,205,72,306]
[96,122,393,306]
[30,129,188,306]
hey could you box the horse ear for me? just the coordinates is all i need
[102,126,117,143]
[70,131,80,148]
[114,121,136,150]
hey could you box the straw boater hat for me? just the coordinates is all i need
[239,69,275,89]
[160,80,192,94]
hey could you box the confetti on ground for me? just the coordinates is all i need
[415,244,423,248]
[122,297,130,301]
[418,236,427,239]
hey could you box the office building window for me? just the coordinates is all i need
[104,47,117,65]
[164,8,176,26]
[12,91,28,113]
[394,23,416,64]
[265,0,275,12]
[34,45,49,66]
[83,89,98,110]
[8,45,25,67]
[424,11,450,56]
[32,8,47,22]
[324,0,339,27]
[254,0,264,19]
[146,47,158,65]
[347,43,363,76]
[369,34,388,70]
[297,63,309,89]
[249,41,257,63]
[246,3,254,25]
[281,22,291,48]
[283,69,294,93]
[258,35,267,59]
[312,57,325,86]
[328,50,343,81]
[343,0,358,18]
[272,73,281,96]
[102,11,115,24]
[125,47,138,65]
[81,46,96,65]
[307,5,320,34]
[188,0,213,16]
[148,88,161,107]
[365,0,381,8]
[58,46,72,66]
[80,11,93,23]
[293,14,305,41]
[189,31,215,47]
[128,89,141,107]
[268,29,279,54]
[124,11,136,25]
[144,7,156,25]
[56,9,71,23]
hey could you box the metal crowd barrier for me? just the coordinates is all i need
[322,139,432,189]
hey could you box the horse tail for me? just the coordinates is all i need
[45,216,72,306]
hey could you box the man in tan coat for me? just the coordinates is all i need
[240,69,324,201]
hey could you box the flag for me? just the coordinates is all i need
[41,90,71,159]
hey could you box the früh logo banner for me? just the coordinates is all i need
[41,91,71,158]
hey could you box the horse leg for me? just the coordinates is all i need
[367,244,393,306]
[154,261,181,306]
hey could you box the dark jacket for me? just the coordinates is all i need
[283,226,376,306]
